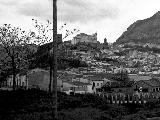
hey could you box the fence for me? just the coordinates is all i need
[99,92,160,104]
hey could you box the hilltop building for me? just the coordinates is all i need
[103,38,109,49]
[71,33,97,45]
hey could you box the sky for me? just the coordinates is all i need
[1,0,160,43]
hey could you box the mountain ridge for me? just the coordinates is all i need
[115,11,160,45]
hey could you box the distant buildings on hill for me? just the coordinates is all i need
[71,33,97,45]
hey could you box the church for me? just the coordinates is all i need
[71,33,97,45]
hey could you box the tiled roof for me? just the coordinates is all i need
[133,78,160,87]
[63,81,91,87]
[88,75,103,81]
[72,81,92,86]
[129,74,152,81]
[142,80,159,87]
[109,81,135,88]
[142,79,160,87]
[74,74,83,78]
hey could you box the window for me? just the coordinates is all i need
[142,88,148,92]
[70,87,74,90]
[22,82,25,87]
[156,88,159,92]
[97,83,99,86]
[153,88,155,92]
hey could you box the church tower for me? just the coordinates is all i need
[103,38,109,49]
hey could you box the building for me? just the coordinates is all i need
[103,38,109,49]
[27,68,62,91]
[6,73,28,89]
[1,68,64,91]
[128,74,152,81]
[62,81,93,94]
[102,78,160,98]
[91,79,104,93]
[132,78,160,93]
[71,33,97,45]
[22,69,63,91]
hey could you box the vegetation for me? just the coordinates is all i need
[0,89,160,120]
[0,24,35,89]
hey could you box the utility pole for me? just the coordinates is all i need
[53,0,58,119]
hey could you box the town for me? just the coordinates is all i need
[1,32,160,105]
[1,0,160,120]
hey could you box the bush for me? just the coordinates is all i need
[1,90,160,120]
[122,114,146,120]
[0,89,51,119]
[58,107,105,120]
[11,112,53,120]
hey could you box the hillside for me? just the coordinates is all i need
[115,11,160,45]
[30,42,89,70]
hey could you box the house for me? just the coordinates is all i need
[103,78,117,85]
[113,66,128,74]
[72,81,93,94]
[128,74,152,81]
[93,67,106,73]
[62,81,93,94]
[132,78,160,93]
[27,68,62,91]
[90,79,104,93]
[72,77,89,83]
[102,80,135,94]
[152,69,160,74]
[5,73,28,89]
[3,68,65,91]
[62,81,74,94]
[91,80,104,89]
[102,78,160,99]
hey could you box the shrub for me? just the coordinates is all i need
[58,107,105,120]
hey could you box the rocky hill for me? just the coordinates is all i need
[115,11,160,45]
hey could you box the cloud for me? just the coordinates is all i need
[0,0,20,6]
[0,0,160,43]
[15,0,52,20]
[58,0,160,43]
[0,0,52,20]
[18,4,48,17]
[57,0,119,23]
[0,0,53,32]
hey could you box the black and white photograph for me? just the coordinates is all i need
[1,0,160,120]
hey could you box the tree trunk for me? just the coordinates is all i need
[53,0,58,119]
[12,56,16,90]
[49,55,52,93]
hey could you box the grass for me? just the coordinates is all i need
[0,89,160,120]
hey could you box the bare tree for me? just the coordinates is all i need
[32,18,80,93]
[0,24,34,90]
[32,19,54,92]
